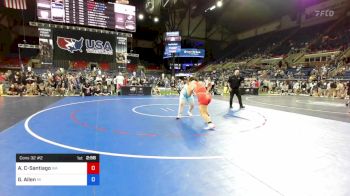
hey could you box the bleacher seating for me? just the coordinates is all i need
[272,22,334,55]
[344,70,350,79]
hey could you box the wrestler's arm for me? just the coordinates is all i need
[187,82,195,96]
[206,82,213,93]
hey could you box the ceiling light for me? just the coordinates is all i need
[154,17,159,23]
[217,1,223,7]
[138,14,144,20]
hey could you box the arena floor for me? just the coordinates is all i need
[0,95,350,196]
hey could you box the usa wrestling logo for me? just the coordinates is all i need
[56,36,113,55]
[57,37,84,53]
[85,39,113,55]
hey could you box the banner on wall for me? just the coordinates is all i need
[38,28,53,64]
[116,36,127,64]
[52,28,116,62]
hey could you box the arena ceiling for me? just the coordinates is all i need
[0,0,327,43]
[128,0,328,42]
[171,0,326,33]
[203,0,299,33]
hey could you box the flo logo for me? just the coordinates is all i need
[56,36,113,55]
[315,10,335,17]
[57,37,84,53]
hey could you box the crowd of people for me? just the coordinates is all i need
[0,65,349,100]
[0,68,178,96]
[195,62,350,99]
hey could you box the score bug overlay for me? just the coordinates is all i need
[16,154,100,186]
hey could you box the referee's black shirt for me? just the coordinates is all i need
[228,75,244,89]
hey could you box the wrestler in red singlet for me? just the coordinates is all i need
[193,81,212,105]
[190,80,215,130]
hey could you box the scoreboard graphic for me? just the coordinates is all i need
[16,154,100,186]
[37,0,136,31]
[164,31,182,57]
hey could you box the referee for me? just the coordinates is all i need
[228,70,245,109]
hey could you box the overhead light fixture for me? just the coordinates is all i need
[217,1,223,7]
[154,17,159,23]
[138,14,144,20]
[163,0,170,7]
[209,5,216,11]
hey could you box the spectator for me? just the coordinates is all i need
[330,81,337,98]
[114,72,124,95]
[82,82,92,96]
[0,72,6,82]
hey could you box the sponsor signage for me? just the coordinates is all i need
[115,3,136,32]
[38,28,51,38]
[166,31,179,37]
[239,88,259,95]
[163,48,205,59]
[116,0,129,4]
[127,53,140,57]
[18,44,39,49]
[165,36,181,42]
[121,86,152,95]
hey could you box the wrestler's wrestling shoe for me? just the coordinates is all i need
[176,114,181,120]
[187,111,193,117]
[204,123,215,130]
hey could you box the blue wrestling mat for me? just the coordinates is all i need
[0,96,284,196]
